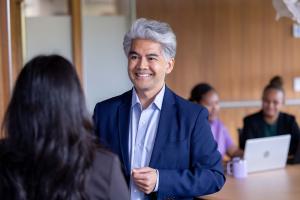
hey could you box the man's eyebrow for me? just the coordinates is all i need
[129,51,138,55]
[147,53,159,57]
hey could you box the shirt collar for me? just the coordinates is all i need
[131,85,165,110]
[131,88,141,108]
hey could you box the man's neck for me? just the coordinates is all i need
[135,85,164,109]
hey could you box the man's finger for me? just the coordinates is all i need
[132,167,154,173]
[132,171,151,180]
[134,182,153,194]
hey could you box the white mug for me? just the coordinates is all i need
[227,157,248,178]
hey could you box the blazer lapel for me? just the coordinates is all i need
[118,91,132,175]
[257,111,265,138]
[276,112,284,134]
[149,87,176,166]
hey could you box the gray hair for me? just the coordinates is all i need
[123,18,177,60]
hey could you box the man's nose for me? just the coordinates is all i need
[137,57,148,69]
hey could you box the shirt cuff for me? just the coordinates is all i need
[153,169,159,192]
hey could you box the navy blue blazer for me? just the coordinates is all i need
[93,87,225,199]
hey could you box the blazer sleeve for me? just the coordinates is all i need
[289,116,300,156]
[108,156,130,200]
[157,109,225,198]
[240,117,255,150]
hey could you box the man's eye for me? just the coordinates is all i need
[130,55,138,60]
[148,57,156,61]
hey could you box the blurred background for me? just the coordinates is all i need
[1,0,300,145]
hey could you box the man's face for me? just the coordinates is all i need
[127,39,174,95]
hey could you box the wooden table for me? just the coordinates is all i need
[199,165,300,200]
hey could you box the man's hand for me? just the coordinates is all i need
[132,167,157,194]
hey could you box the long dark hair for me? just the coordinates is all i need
[189,83,215,103]
[1,55,96,200]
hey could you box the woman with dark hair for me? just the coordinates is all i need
[0,55,129,200]
[190,83,242,160]
[241,76,300,158]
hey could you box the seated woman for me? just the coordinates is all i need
[190,83,243,160]
[240,76,300,158]
[0,55,129,200]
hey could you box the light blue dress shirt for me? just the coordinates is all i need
[128,85,165,200]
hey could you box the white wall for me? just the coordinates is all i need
[25,16,72,62]
[25,16,132,113]
[83,16,132,112]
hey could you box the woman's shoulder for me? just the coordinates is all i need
[279,112,295,119]
[85,148,124,200]
[211,119,227,131]
[0,142,17,192]
[87,148,121,183]
[244,111,263,122]
[213,119,232,137]
[213,118,226,126]
[279,112,297,123]
[94,148,120,166]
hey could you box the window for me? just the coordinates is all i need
[24,0,69,17]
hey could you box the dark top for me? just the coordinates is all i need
[241,110,300,156]
[263,122,277,137]
[86,150,130,200]
[0,144,129,200]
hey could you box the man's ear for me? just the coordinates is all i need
[166,58,175,74]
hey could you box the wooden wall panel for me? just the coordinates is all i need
[137,0,300,99]
[10,0,23,82]
[137,0,300,145]
[0,0,10,136]
[70,0,83,82]
[1,0,23,137]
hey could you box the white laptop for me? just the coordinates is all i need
[244,135,291,173]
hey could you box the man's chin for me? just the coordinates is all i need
[133,86,151,92]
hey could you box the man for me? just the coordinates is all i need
[93,18,225,200]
